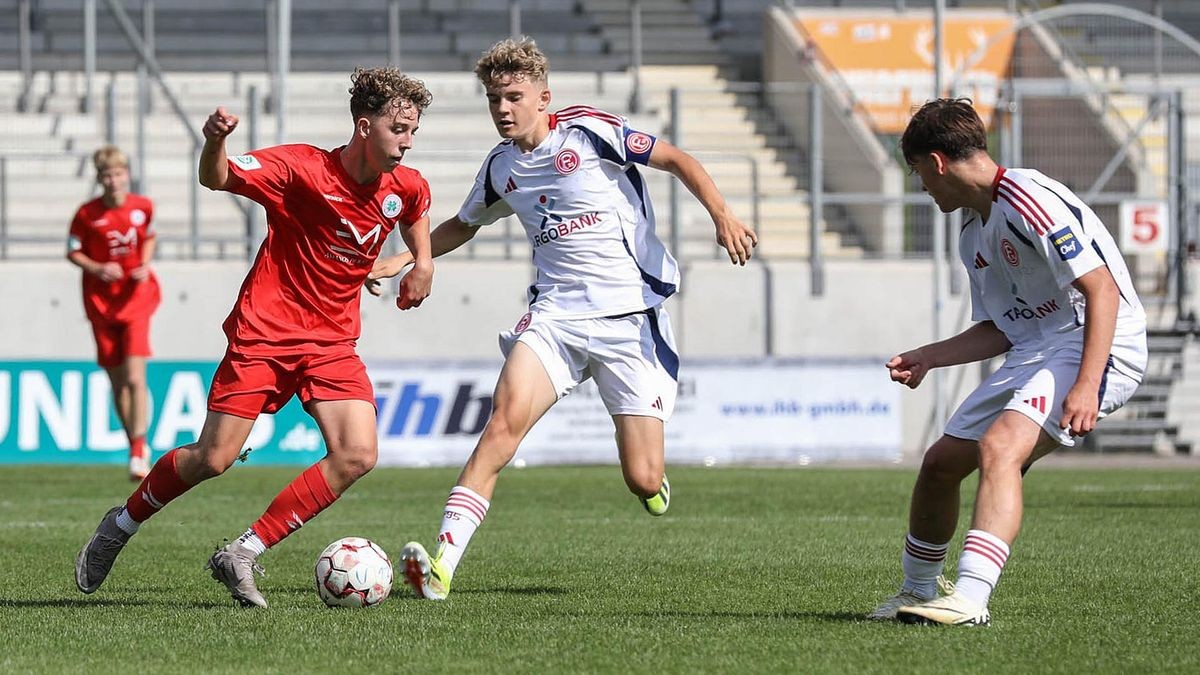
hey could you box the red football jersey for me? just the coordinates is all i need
[68,194,161,323]
[222,144,431,355]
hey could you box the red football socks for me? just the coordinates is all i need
[124,448,193,522]
[250,464,338,548]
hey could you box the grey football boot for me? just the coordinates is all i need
[206,542,268,608]
[75,506,133,594]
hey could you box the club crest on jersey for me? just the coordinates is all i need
[130,209,146,226]
[1050,227,1081,260]
[231,154,262,170]
[554,149,580,175]
[514,312,532,333]
[626,132,653,155]
[1001,238,1020,266]
[382,194,403,219]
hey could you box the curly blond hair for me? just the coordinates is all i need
[349,67,432,119]
[92,145,128,173]
[474,37,549,88]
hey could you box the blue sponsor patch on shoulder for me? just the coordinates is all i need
[1049,227,1081,261]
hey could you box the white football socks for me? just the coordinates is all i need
[955,529,1010,606]
[237,528,267,557]
[436,486,490,576]
[114,507,141,536]
[901,534,948,599]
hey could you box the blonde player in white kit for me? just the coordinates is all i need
[869,99,1147,626]
[367,38,758,600]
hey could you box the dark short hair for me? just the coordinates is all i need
[900,98,987,167]
[349,67,432,119]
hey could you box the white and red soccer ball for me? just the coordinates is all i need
[314,537,393,608]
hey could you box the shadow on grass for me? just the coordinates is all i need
[273,584,569,598]
[454,586,570,597]
[0,596,227,609]
[613,609,868,624]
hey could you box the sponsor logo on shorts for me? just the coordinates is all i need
[1001,238,1019,266]
[554,149,580,175]
[1050,227,1081,260]
[514,312,532,333]
[1022,396,1047,414]
[626,132,653,155]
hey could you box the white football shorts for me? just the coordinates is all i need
[945,346,1141,447]
[498,306,679,420]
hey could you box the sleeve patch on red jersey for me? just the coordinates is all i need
[382,194,403,219]
[231,154,262,170]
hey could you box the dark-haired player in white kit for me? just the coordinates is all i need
[368,37,758,600]
[869,99,1146,626]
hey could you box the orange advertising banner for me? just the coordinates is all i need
[795,12,1016,133]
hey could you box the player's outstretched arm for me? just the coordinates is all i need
[648,140,757,265]
[198,107,240,191]
[887,321,1011,389]
[1060,266,1120,435]
[365,216,478,297]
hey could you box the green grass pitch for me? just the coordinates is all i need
[1,464,1197,673]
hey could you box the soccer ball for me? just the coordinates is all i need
[314,537,393,608]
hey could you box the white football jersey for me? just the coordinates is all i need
[960,167,1147,381]
[457,105,680,319]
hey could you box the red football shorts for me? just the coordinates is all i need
[207,348,376,419]
[91,317,152,369]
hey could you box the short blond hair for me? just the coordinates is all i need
[474,37,549,88]
[93,145,128,173]
[349,67,432,119]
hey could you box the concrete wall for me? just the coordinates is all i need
[1,258,985,454]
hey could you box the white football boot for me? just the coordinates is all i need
[867,575,955,620]
[896,590,991,627]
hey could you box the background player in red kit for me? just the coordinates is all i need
[68,145,161,482]
[74,68,434,608]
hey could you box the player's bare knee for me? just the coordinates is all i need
[181,442,236,481]
[477,414,522,461]
[621,457,663,497]
[331,444,377,481]
[977,434,1025,473]
[624,470,662,498]
[919,445,974,487]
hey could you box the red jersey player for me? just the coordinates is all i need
[68,145,161,481]
[74,68,434,608]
